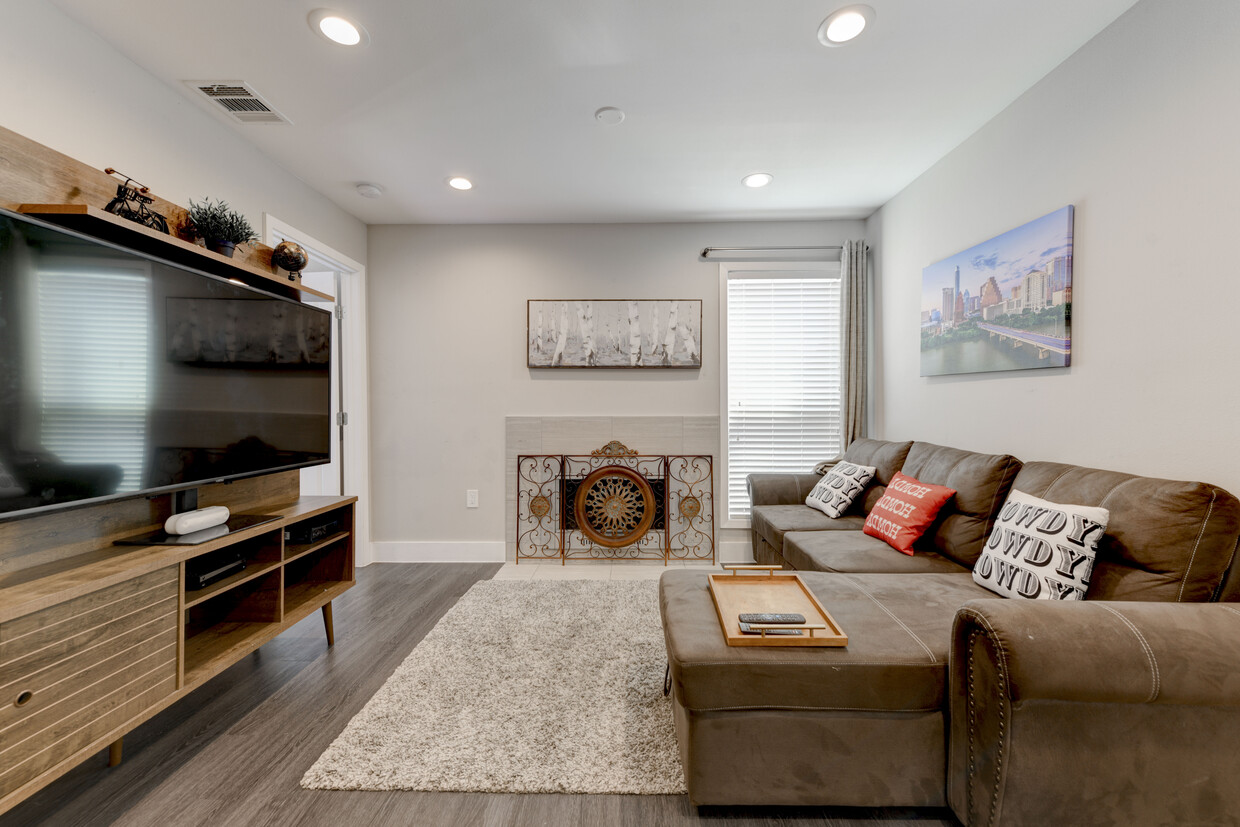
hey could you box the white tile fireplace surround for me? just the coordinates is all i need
[504,416,751,563]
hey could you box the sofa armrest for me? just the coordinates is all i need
[953,599,1240,706]
[948,600,1240,826]
[746,473,823,507]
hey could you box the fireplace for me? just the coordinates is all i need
[516,440,714,563]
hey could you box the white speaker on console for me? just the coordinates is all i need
[165,505,230,535]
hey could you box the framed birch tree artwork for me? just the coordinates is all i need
[527,299,702,368]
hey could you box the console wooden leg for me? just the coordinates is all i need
[108,738,123,767]
[321,602,335,646]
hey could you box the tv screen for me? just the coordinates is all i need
[0,210,331,520]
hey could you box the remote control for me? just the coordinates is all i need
[739,622,802,636]
[738,612,805,624]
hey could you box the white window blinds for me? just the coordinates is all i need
[725,270,842,521]
[37,266,151,493]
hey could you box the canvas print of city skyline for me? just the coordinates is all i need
[527,299,702,368]
[920,205,1073,377]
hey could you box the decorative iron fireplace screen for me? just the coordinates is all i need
[517,441,714,564]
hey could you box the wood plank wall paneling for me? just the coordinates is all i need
[0,124,274,272]
[0,471,300,579]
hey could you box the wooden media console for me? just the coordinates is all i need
[0,470,355,814]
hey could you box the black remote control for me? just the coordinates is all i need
[738,613,805,624]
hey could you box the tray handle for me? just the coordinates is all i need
[749,623,830,638]
[722,564,782,576]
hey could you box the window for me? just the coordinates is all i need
[37,264,151,492]
[721,262,842,523]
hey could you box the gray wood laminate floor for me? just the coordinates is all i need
[2,564,960,827]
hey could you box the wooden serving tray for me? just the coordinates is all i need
[707,566,848,647]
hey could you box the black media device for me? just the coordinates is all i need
[0,209,332,523]
[738,613,806,624]
[185,548,247,590]
[285,517,340,545]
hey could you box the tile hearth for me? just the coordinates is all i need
[490,561,724,581]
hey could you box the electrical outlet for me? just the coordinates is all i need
[466,489,479,508]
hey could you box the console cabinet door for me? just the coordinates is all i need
[0,567,179,799]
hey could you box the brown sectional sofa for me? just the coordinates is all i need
[658,438,1240,825]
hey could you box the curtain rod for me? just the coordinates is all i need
[699,245,865,259]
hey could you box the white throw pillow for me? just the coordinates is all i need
[805,462,876,518]
[973,489,1110,601]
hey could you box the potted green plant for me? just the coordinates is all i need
[186,198,258,258]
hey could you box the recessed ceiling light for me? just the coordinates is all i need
[818,4,875,46]
[356,182,384,198]
[308,9,371,47]
[742,172,773,188]
[594,107,625,125]
[448,177,473,190]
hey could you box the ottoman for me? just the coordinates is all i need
[659,569,998,806]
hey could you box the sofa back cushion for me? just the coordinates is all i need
[1011,462,1240,602]
[899,442,1022,568]
[841,438,914,514]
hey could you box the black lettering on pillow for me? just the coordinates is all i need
[1044,579,1080,600]
[1016,570,1041,599]
[1036,510,1068,535]
[1022,537,1053,567]
[976,554,993,578]
[994,560,1021,590]
[1054,544,1092,578]
[1067,515,1106,547]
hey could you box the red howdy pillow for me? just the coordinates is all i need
[862,471,956,555]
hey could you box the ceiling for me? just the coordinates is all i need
[49,0,1139,225]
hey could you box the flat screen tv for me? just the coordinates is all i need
[0,209,331,521]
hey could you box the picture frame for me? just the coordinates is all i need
[920,206,1073,377]
[527,299,702,369]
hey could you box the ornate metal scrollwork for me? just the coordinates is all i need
[573,465,656,548]
[517,442,714,564]
[591,440,639,457]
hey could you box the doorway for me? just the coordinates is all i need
[264,215,372,565]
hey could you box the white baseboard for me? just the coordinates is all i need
[719,539,754,563]
[372,541,507,564]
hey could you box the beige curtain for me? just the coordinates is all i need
[841,240,868,446]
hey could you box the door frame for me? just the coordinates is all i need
[263,214,373,567]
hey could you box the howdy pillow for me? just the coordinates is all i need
[862,471,956,555]
[805,462,876,518]
[973,489,1110,601]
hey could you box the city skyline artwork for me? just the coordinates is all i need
[920,205,1074,377]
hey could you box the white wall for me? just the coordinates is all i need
[0,1,366,265]
[368,220,863,545]
[868,0,1240,493]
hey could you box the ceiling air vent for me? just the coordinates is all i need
[185,81,292,125]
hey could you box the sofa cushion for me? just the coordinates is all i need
[751,506,866,558]
[784,531,970,575]
[863,472,957,555]
[660,569,996,712]
[805,462,875,518]
[900,442,1022,568]
[972,489,1110,601]
[1011,462,1240,602]
[841,438,915,514]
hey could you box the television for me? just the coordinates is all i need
[0,209,332,521]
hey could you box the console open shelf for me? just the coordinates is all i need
[284,531,351,564]
[183,560,282,609]
[183,621,280,689]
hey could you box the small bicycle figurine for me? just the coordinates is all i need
[103,167,170,234]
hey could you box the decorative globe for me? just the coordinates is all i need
[271,240,308,273]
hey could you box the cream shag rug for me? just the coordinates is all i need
[301,579,685,794]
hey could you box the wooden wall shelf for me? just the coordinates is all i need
[16,204,333,303]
